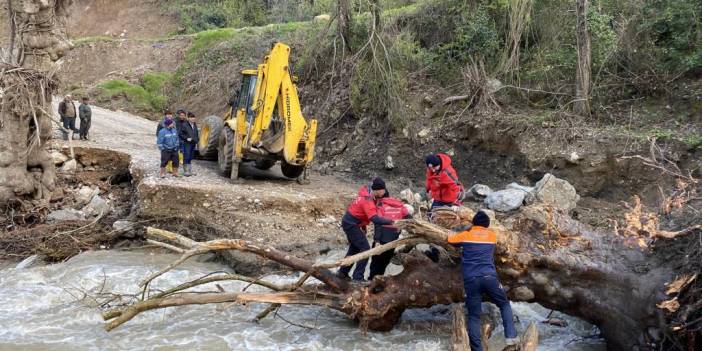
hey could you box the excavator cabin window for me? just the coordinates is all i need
[236,74,258,124]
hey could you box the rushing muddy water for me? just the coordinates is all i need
[0,251,605,351]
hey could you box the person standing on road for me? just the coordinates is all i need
[58,95,78,140]
[447,211,519,351]
[179,111,200,177]
[157,119,181,178]
[78,97,92,140]
[337,178,395,282]
[174,109,187,174]
[368,196,411,280]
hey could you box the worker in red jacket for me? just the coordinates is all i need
[425,153,463,209]
[368,197,411,279]
[337,178,395,282]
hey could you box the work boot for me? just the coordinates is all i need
[159,168,166,178]
[183,165,191,177]
[172,167,180,177]
[187,164,196,176]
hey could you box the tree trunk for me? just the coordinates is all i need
[0,0,73,205]
[104,205,693,350]
[337,0,351,51]
[574,0,591,116]
[370,0,381,32]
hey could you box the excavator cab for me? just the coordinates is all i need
[197,43,317,180]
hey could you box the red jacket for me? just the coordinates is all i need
[425,153,461,204]
[377,197,409,229]
[346,186,379,227]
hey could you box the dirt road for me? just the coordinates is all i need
[50,102,357,264]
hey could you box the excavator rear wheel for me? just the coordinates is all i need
[197,115,224,160]
[281,162,305,179]
[217,127,235,175]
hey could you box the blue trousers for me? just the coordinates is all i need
[338,222,370,280]
[463,275,517,351]
[183,143,196,165]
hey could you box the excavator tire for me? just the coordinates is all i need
[197,115,224,160]
[217,126,235,175]
[281,161,305,179]
[254,159,276,171]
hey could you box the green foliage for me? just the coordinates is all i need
[98,72,173,112]
[437,4,501,65]
[640,0,702,72]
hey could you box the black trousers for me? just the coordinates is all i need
[369,242,395,279]
[338,222,370,280]
[79,118,91,139]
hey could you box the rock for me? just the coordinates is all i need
[76,186,99,205]
[84,166,96,171]
[113,220,134,232]
[47,209,85,222]
[422,95,433,106]
[566,151,581,164]
[313,13,330,21]
[484,189,525,212]
[385,156,394,170]
[445,148,455,157]
[50,151,68,165]
[512,286,535,301]
[59,159,77,173]
[316,216,337,225]
[417,128,430,138]
[83,195,110,217]
[468,184,493,199]
[15,254,47,269]
[506,182,535,203]
[532,173,580,212]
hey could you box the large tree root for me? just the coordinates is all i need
[102,205,700,350]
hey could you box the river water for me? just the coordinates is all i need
[0,251,606,351]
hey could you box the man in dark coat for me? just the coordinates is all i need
[179,111,200,176]
[78,97,92,140]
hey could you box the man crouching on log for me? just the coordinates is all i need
[337,178,395,282]
[448,211,519,350]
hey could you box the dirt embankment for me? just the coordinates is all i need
[67,0,177,39]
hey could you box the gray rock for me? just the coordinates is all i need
[506,182,533,193]
[385,156,394,170]
[83,195,111,217]
[417,128,430,138]
[532,173,580,212]
[113,220,134,232]
[512,286,535,301]
[59,159,77,173]
[484,189,525,212]
[50,151,69,165]
[47,209,85,222]
[75,186,99,205]
[468,184,493,199]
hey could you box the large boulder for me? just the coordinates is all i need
[468,184,493,200]
[484,189,526,212]
[531,173,580,212]
[59,159,77,173]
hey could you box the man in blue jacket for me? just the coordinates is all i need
[157,119,181,178]
[447,211,519,351]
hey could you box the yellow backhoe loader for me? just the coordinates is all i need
[197,43,317,179]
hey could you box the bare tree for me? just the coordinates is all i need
[574,0,592,116]
[0,0,73,205]
[337,0,351,51]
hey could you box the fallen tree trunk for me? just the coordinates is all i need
[103,205,698,350]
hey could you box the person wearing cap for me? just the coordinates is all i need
[58,95,78,140]
[78,97,92,140]
[447,211,518,351]
[337,177,395,282]
[156,109,174,136]
[157,118,181,178]
[425,153,463,209]
[179,111,200,176]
